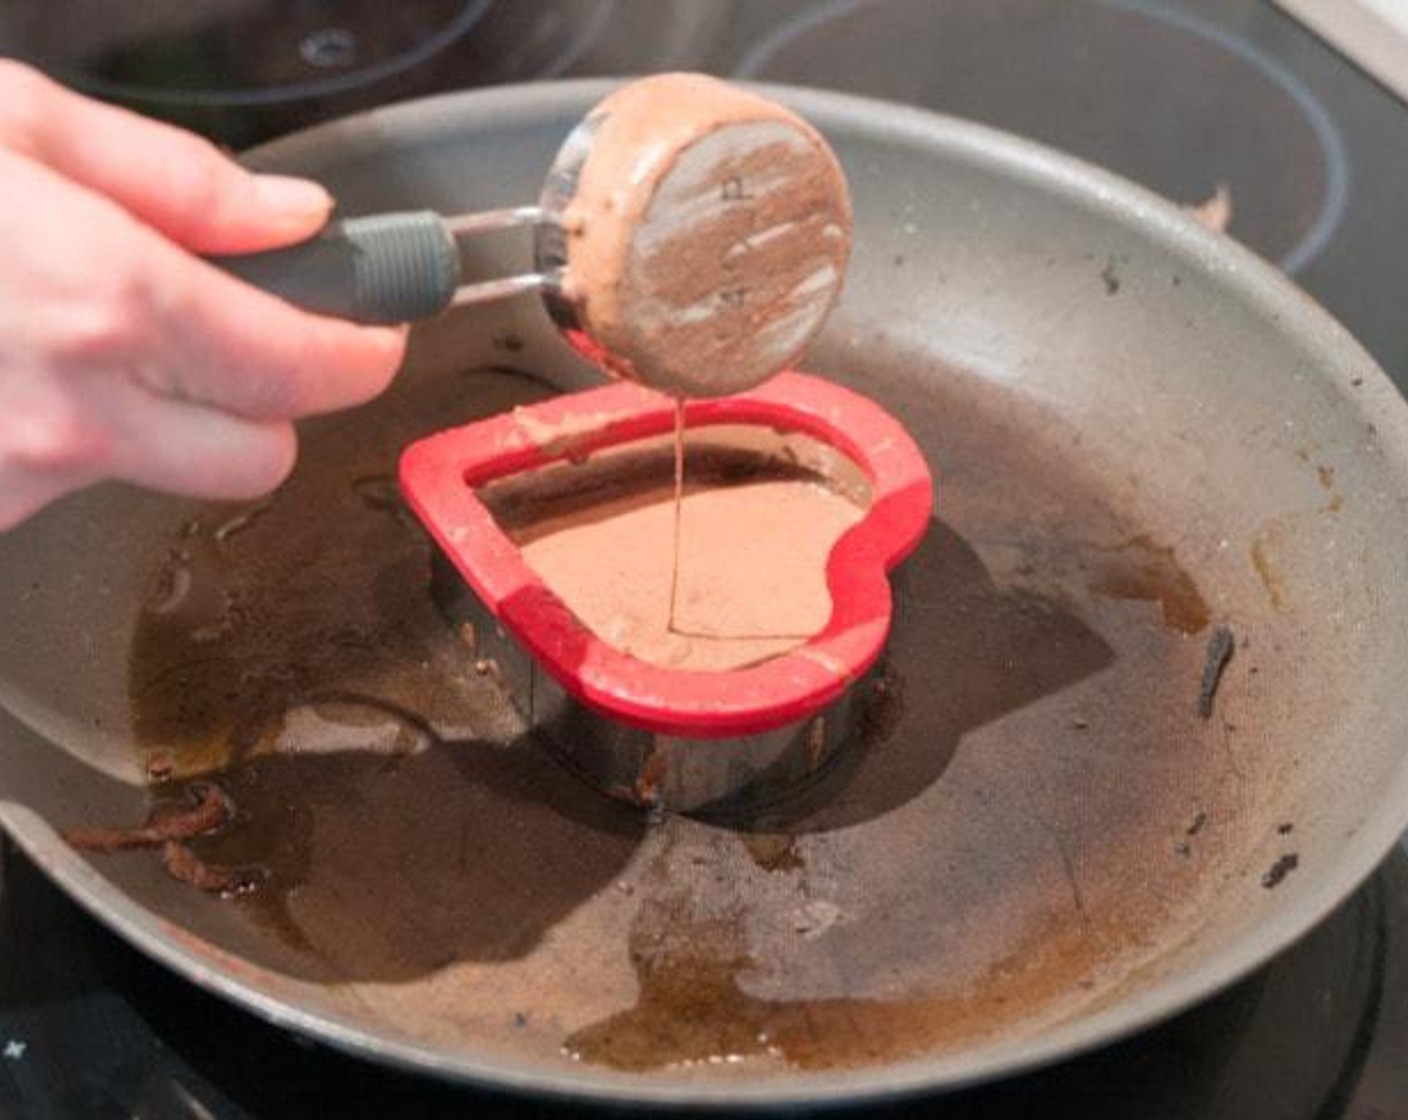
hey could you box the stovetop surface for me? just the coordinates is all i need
[3,1,1408,1116]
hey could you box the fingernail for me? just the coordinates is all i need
[370,325,410,360]
[253,174,333,216]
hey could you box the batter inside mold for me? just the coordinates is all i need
[478,425,872,671]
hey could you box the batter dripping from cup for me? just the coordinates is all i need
[533,73,855,652]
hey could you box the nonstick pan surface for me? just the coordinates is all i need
[3,81,1408,1108]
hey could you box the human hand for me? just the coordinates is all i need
[0,61,407,530]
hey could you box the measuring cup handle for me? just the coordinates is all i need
[209,211,459,325]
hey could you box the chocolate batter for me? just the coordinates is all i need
[552,73,852,398]
[482,429,870,672]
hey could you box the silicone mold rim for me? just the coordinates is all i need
[398,370,933,739]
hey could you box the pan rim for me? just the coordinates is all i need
[5,76,1408,1108]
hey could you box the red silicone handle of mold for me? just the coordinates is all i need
[399,371,933,739]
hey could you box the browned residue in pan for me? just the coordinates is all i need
[65,781,230,852]
[1086,535,1210,634]
[1261,852,1299,889]
[126,376,553,780]
[1197,625,1236,719]
[66,780,265,898]
[738,832,804,873]
[565,861,1134,1072]
[161,838,265,896]
[1316,464,1344,513]
[1250,523,1289,613]
[634,742,670,806]
[1185,183,1233,234]
[114,363,1253,1077]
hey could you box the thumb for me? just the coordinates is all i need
[0,61,333,254]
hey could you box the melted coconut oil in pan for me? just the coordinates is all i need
[107,357,1256,1077]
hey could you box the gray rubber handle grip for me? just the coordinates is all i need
[211,211,459,324]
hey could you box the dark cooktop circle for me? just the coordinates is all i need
[735,0,1348,273]
[19,0,496,106]
[5,0,621,147]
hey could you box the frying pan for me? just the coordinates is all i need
[3,80,1408,1109]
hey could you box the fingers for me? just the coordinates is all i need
[2,148,405,422]
[0,374,300,532]
[98,378,299,500]
[139,240,408,419]
[0,60,332,254]
[0,68,410,528]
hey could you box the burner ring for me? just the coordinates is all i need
[737,0,1349,274]
[1109,0,1349,275]
[60,0,495,109]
